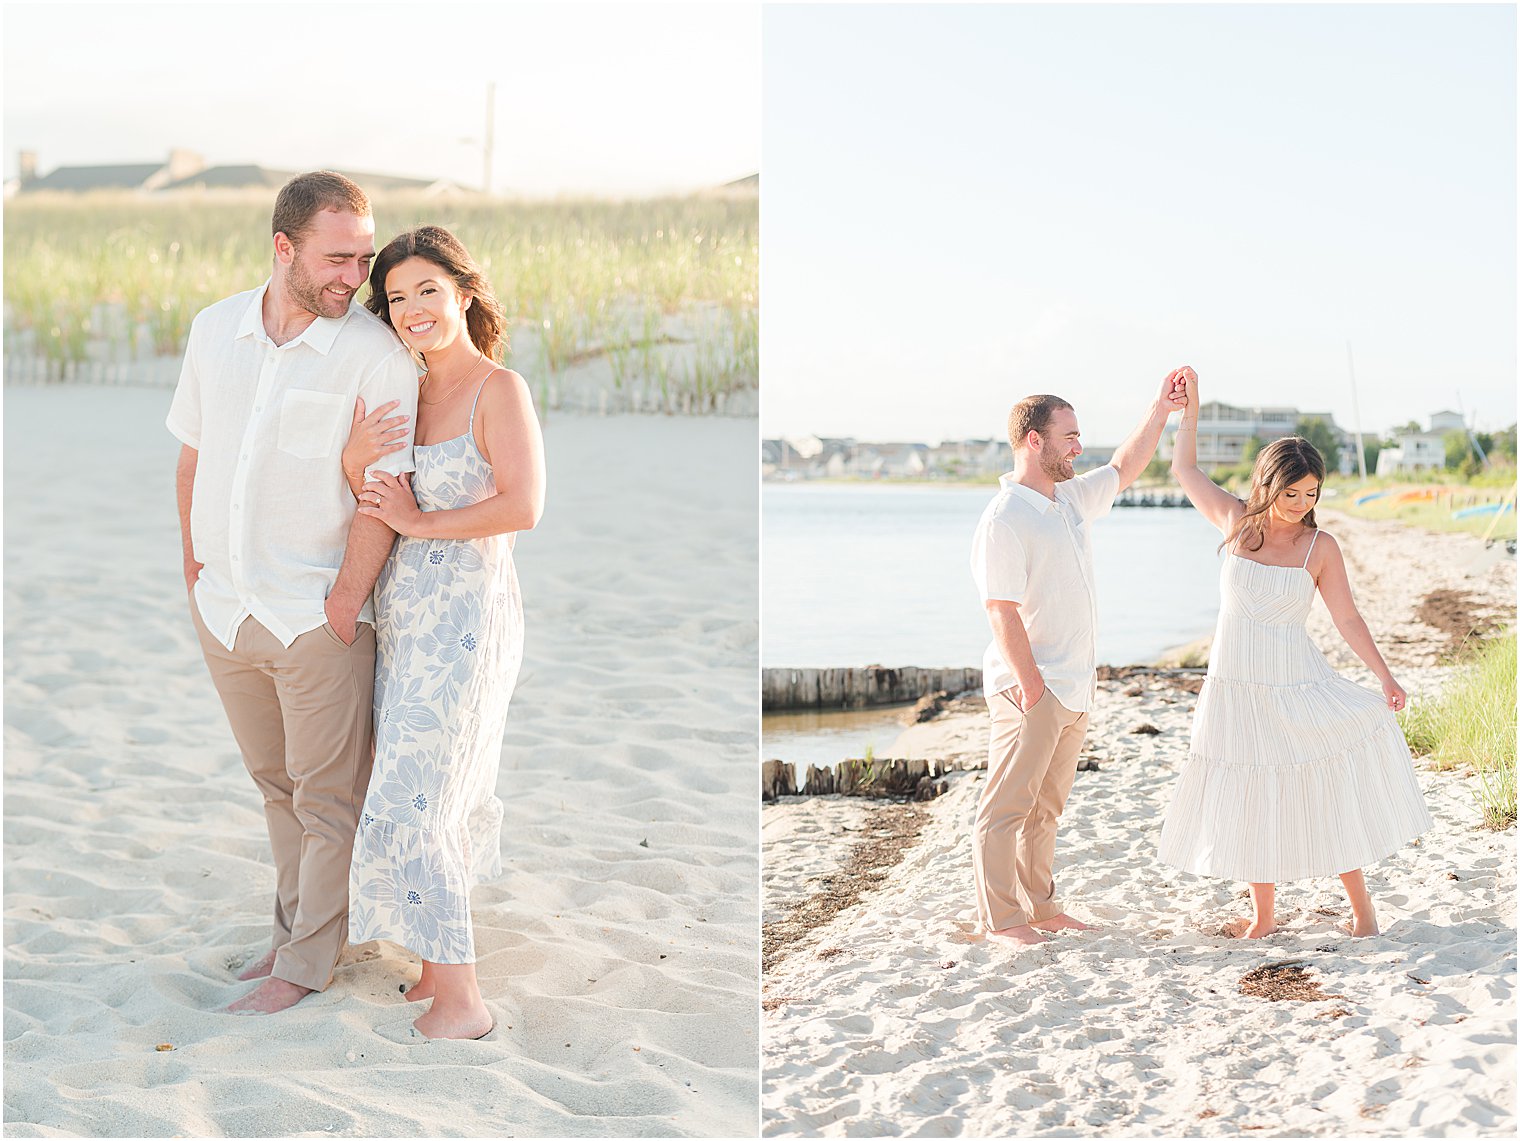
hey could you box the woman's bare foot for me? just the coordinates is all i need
[1337,870,1378,938]
[1031,913,1095,933]
[413,1003,493,1040]
[1221,917,1278,939]
[985,924,1049,946]
[403,963,437,1002]
[236,949,277,981]
[227,977,313,1014]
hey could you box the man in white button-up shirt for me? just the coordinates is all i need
[168,172,418,1013]
[969,371,1189,946]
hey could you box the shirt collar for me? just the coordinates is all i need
[999,472,1058,514]
[234,278,352,355]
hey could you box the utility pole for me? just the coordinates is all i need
[1346,340,1367,480]
[483,82,495,196]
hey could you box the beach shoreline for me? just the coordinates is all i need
[761,506,1515,1136]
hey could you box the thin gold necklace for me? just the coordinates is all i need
[420,355,490,406]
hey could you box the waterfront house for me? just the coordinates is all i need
[1159,400,1357,475]
[1375,413,1458,475]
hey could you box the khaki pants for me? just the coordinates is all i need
[972,688,1089,932]
[192,606,376,991]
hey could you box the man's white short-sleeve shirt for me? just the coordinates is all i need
[167,280,419,650]
[970,465,1121,711]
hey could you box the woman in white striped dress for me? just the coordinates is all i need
[1156,369,1432,938]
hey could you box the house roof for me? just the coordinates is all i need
[23,163,163,192]
[160,165,462,192]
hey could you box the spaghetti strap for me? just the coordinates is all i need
[1301,529,1320,567]
[468,366,499,434]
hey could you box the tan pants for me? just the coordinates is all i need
[972,688,1089,931]
[192,606,376,991]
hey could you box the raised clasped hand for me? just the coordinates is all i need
[1161,366,1195,413]
[357,470,425,535]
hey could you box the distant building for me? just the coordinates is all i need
[9,149,469,198]
[12,148,206,195]
[1072,446,1116,473]
[1375,412,1464,475]
[853,442,929,479]
[1428,410,1466,432]
[925,438,1009,479]
[762,436,851,480]
[1160,400,1356,475]
[160,165,469,196]
[717,173,758,194]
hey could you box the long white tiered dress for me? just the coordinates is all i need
[1157,531,1432,883]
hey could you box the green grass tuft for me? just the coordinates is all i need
[1399,632,1517,829]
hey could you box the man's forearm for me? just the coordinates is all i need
[1111,400,1171,490]
[329,513,397,615]
[176,446,202,591]
[988,602,1042,694]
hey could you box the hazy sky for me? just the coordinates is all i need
[4,2,760,196]
[762,4,1517,446]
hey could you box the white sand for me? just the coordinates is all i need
[3,384,758,1137]
[763,520,1516,1135]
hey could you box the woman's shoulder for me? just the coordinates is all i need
[1307,527,1341,567]
[1309,526,1339,549]
[479,366,529,397]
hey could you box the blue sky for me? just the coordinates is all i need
[3,2,760,196]
[761,4,1517,446]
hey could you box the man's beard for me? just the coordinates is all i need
[286,256,354,319]
[1040,450,1075,482]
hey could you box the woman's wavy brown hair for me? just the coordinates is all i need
[365,225,507,360]
[1220,435,1326,554]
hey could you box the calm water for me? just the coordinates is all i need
[762,482,1226,669]
[762,703,920,767]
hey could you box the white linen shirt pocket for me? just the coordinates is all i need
[277,389,347,460]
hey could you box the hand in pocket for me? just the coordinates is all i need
[324,597,358,646]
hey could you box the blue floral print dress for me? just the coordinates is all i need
[349,381,523,964]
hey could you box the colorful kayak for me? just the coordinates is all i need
[1453,502,1514,520]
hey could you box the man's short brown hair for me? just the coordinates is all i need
[270,171,370,245]
[1007,394,1074,450]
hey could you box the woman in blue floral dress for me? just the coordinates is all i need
[340,225,545,1039]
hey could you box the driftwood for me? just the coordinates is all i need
[762,666,983,712]
[760,759,796,802]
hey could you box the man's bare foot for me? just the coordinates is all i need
[413,1005,493,1040]
[227,977,313,1014]
[1340,919,1379,937]
[236,949,277,981]
[985,924,1049,946]
[1031,913,1095,933]
[1221,917,1278,939]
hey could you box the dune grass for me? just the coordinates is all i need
[3,190,757,411]
[1399,632,1517,829]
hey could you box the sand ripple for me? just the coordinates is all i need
[4,386,757,1137]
